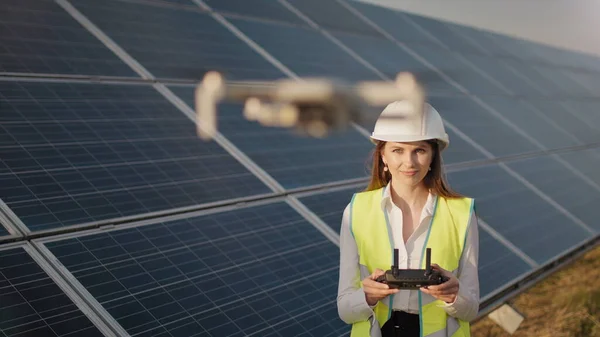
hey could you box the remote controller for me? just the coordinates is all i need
[375,248,449,289]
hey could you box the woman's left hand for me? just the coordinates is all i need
[419,264,459,304]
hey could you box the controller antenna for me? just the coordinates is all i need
[392,249,399,277]
[424,248,432,276]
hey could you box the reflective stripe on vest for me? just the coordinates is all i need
[349,187,474,337]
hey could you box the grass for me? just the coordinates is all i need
[472,244,600,337]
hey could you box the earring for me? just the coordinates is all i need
[383,165,388,172]
[428,167,432,171]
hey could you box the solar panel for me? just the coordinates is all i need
[0,0,136,77]
[0,222,11,238]
[498,60,569,97]
[0,81,271,233]
[559,149,600,186]
[478,228,532,298]
[427,95,541,157]
[41,202,348,337]
[297,187,362,233]
[507,155,600,232]
[532,66,596,97]
[68,0,285,80]
[286,0,383,37]
[0,243,107,337]
[478,96,582,149]
[402,14,489,55]
[228,17,380,81]
[486,33,546,64]
[343,2,440,45]
[566,72,600,97]
[448,164,594,264]
[330,32,458,94]
[561,100,600,130]
[407,43,510,95]
[169,88,374,188]
[2,0,600,332]
[203,0,307,25]
[527,99,600,144]
[441,24,518,60]
[456,53,549,97]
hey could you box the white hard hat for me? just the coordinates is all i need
[369,101,450,151]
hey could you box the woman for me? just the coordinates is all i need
[337,101,479,337]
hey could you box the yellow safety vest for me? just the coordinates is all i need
[349,187,474,337]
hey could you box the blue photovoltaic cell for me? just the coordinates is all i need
[408,44,508,95]
[428,95,540,157]
[478,229,532,298]
[565,72,600,97]
[543,68,596,97]
[487,34,547,64]
[457,53,547,97]
[498,60,566,97]
[0,81,270,232]
[0,246,105,337]
[45,202,348,337]
[559,149,600,187]
[0,223,10,237]
[0,0,136,77]
[448,165,593,264]
[287,0,382,37]
[479,96,581,150]
[204,0,307,25]
[229,17,380,82]
[346,1,439,45]
[69,0,285,80]
[561,100,600,127]
[526,99,600,144]
[507,155,600,232]
[331,32,459,95]
[404,14,488,55]
[170,87,374,188]
[298,187,361,233]
[439,127,488,165]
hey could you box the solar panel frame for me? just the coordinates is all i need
[0,241,116,336]
[0,199,26,242]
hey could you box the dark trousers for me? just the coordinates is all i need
[381,311,420,337]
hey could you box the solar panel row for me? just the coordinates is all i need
[0,242,110,337]
[1,0,599,336]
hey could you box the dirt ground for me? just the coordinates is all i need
[472,244,600,337]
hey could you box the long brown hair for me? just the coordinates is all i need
[364,140,464,199]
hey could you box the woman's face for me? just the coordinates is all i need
[381,141,434,187]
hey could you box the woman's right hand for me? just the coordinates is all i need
[362,268,400,306]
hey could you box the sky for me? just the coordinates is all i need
[357,0,600,58]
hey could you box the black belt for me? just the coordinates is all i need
[381,311,420,337]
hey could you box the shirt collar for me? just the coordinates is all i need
[380,182,436,217]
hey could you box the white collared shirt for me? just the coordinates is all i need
[337,183,480,323]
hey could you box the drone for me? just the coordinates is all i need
[194,71,426,140]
